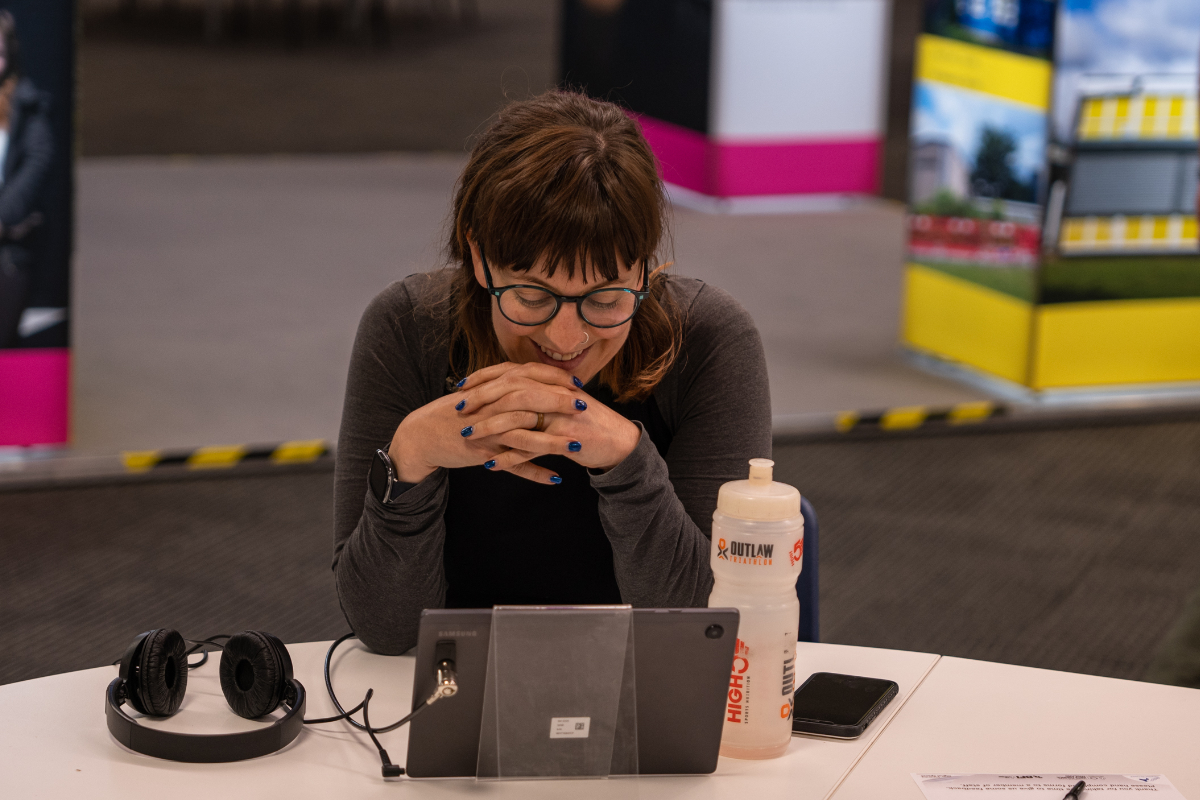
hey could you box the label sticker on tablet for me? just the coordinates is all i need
[550,717,590,739]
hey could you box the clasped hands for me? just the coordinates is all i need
[390,363,641,485]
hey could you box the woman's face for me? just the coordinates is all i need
[469,242,642,385]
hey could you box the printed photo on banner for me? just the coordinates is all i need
[0,0,73,448]
[1040,0,1200,304]
[0,0,71,351]
[907,79,1047,301]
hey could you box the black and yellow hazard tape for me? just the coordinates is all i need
[834,401,1006,434]
[121,440,330,473]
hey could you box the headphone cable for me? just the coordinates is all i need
[319,631,434,734]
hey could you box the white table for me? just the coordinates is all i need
[0,639,938,799]
[832,656,1200,799]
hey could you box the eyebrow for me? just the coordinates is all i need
[499,266,634,291]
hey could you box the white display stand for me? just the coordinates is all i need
[642,0,892,206]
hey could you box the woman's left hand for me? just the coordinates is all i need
[455,362,641,477]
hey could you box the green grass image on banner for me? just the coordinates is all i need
[913,261,1037,303]
[1040,255,1200,304]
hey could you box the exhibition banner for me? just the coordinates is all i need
[1042,0,1200,304]
[0,0,71,446]
[906,1,1055,304]
[904,0,1200,390]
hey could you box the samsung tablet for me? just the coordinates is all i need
[404,607,739,778]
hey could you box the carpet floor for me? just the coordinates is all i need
[3,419,1199,686]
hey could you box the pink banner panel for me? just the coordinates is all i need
[714,137,880,197]
[0,349,70,447]
[633,113,880,198]
[633,114,710,194]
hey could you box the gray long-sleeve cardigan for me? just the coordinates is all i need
[332,268,772,654]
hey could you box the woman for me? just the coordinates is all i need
[0,10,53,348]
[333,91,771,654]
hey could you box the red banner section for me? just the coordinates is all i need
[908,215,1041,267]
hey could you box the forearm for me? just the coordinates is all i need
[333,473,450,655]
[591,426,714,607]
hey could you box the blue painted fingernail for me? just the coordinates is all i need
[572,376,584,389]
[550,475,562,484]
[568,441,582,452]
[484,460,496,470]
[455,399,466,411]
[455,378,466,388]
[575,399,587,411]
[460,426,473,437]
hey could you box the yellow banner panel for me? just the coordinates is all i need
[903,264,1033,384]
[1034,298,1200,388]
[915,34,1052,110]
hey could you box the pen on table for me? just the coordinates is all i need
[1062,780,1086,800]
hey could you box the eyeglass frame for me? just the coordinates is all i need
[479,251,651,328]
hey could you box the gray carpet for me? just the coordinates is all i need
[3,420,1200,686]
[0,467,347,685]
[775,420,1200,681]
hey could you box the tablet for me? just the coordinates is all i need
[404,607,739,778]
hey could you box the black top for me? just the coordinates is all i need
[443,385,672,607]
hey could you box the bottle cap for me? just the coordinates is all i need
[716,459,801,521]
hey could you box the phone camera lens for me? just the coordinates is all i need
[705,624,724,639]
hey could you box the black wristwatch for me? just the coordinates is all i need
[368,447,416,505]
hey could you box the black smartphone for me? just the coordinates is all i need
[791,672,899,739]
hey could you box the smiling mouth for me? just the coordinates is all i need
[537,343,585,362]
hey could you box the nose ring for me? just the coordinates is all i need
[579,331,590,348]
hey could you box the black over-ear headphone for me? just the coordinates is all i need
[105,629,306,762]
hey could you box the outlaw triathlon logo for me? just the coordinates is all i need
[788,538,803,567]
[717,538,774,565]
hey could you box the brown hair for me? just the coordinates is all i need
[447,90,679,403]
[0,11,20,84]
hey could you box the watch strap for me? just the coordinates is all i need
[370,448,419,505]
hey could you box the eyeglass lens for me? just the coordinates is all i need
[499,287,638,327]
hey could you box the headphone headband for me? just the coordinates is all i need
[105,677,306,762]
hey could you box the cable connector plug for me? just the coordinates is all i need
[426,658,458,705]
[380,754,404,778]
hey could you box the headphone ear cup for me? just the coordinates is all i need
[135,628,188,716]
[219,631,290,719]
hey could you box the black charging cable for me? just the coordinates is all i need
[302,632,456,778]
[320,632,417,733]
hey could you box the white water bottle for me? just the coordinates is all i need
[708,458,804,760]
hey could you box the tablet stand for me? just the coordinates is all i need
[476,606,639,779]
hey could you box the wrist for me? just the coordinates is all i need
[597,419,641,472]
[390,420,435,484]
